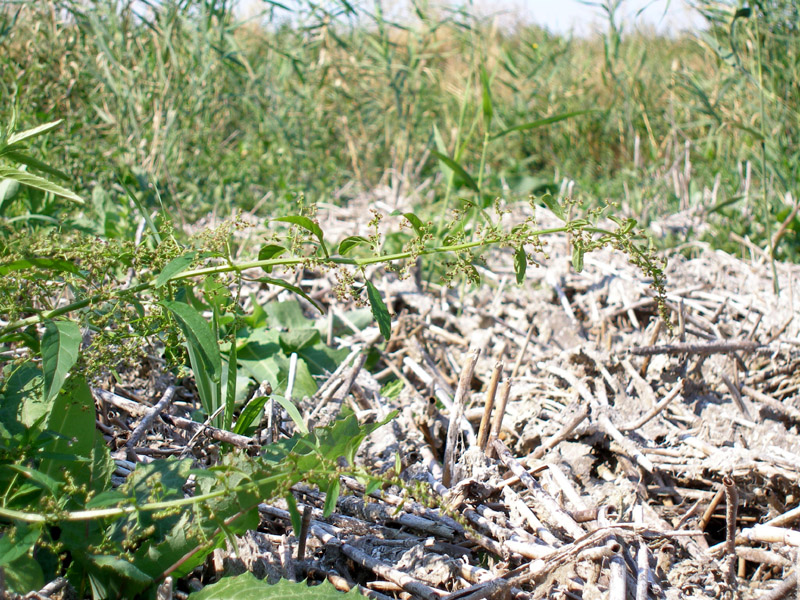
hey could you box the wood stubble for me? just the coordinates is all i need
[89,201,800,600]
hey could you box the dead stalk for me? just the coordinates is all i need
[477,361,503,452]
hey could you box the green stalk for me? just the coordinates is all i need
[754,13,778,294]
[0,226,573,336]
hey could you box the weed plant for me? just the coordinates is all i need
[0,0,798,597]
[1,0,797,263]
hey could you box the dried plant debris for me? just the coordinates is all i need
[87,203,800,600]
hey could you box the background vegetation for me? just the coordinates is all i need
[0,0,798,597]
[1,0,798,258]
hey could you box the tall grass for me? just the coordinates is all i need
[1,0,798,261]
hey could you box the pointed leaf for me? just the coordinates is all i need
[257,276,324,314]
[0,257,82,277]
[0,166,84,204]
[430,150,479,193]
[6,120,62,145]
[258,244,287,259]
[233,395,270,435]
[322,478,341,518]
[572,245,585,272]
[514,247,527,285]
[491,110,595,140]
[540,194,565,220]
[188,572,361,599]
[480,66,493,126]
[273,395,309,435]
[337,236,370,255]
[155,252,197,288]
[285,493,302,537]
[224,325,238,432]
[365,280,391,340]
[403,213,424,237]
[272,216,329,257]
[3,151,70,181]
[41,320,81,405]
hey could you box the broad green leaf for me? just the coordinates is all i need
[514,246,527,285]
[430,150,479,193]
[155,252,197,288]
[90,555,152,585]
[491,110,594,140]
[540,194,565,220]
[41,320,81,405]
[272,215,329,257]
[258,244,288,261]
[3,553,43,595]
[0,166,84,204]
[6,464,60,498]
[6,119,62,145]
[279,329,319,355]
[365,281,391,340]
[188,572,361,599]
[0,257,83,278]
[337,236,370,255]
[0,523,42,567]
[480,65,493,126]
[41,377,98,485]
[258,244,287,272]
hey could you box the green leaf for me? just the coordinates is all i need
[403,213,424,237]
[155,252,197,288]
[258,244,288,261]
[491,110,594,140]
[480,65,493,126]
[0,523,42,567]
[3,151,70,181]
[365,281,391,340]
[6,119,62,145]
[286,493,302,538]
[432,124,454,184]
[0,166,84,204]
[0,257,83,278]
[540,194,565,220]
[188,572,361,599]
[430,150,479,193]
[273,216,329,258]
[572,245,585,272]
[322,478,340,518]
[273,395,309,435]
[514,247,527,285]
[40,320,81,405]
[41,377,102,486]
[163,300,222,419]
[337,236,370,255]
[233,395,270,435]
[258,244,287,273]
[258,277,324,314]
[224,324,238,432]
